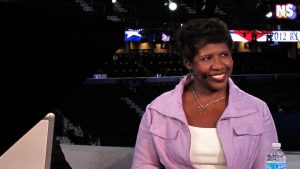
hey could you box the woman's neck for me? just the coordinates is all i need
[192,80,228,101]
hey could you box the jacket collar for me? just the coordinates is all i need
[149,75,258,124]
[220,78,259,119]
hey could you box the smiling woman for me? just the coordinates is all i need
[189,43,233,94]
[131,18,278,169]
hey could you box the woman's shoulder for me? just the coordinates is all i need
[238,89,266,104]
[151,77,187,105]
[143,87,181,115]
[232,87,270,116]
[230,79,267,107]
[149,88,177,107]
[227,83,268,118]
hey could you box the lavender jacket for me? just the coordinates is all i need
[132,75,278,169]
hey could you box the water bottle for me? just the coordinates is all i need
[266,143,286,169]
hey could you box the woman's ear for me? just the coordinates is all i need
[183,58,192,71]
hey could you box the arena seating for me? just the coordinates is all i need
[101,52,300,78]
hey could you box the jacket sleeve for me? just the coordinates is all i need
[252,103,278,169]
[131,106,162,169]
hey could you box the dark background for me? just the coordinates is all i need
[0,1,124,155]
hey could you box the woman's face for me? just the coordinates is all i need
[188,43,233,92]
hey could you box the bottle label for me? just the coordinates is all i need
[266,161,286,169]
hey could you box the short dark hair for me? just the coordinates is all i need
[175,18,233,62]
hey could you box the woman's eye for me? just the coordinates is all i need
[221,52,230,57]
[202,56,211,61]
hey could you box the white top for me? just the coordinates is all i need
[188,125,227,169]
